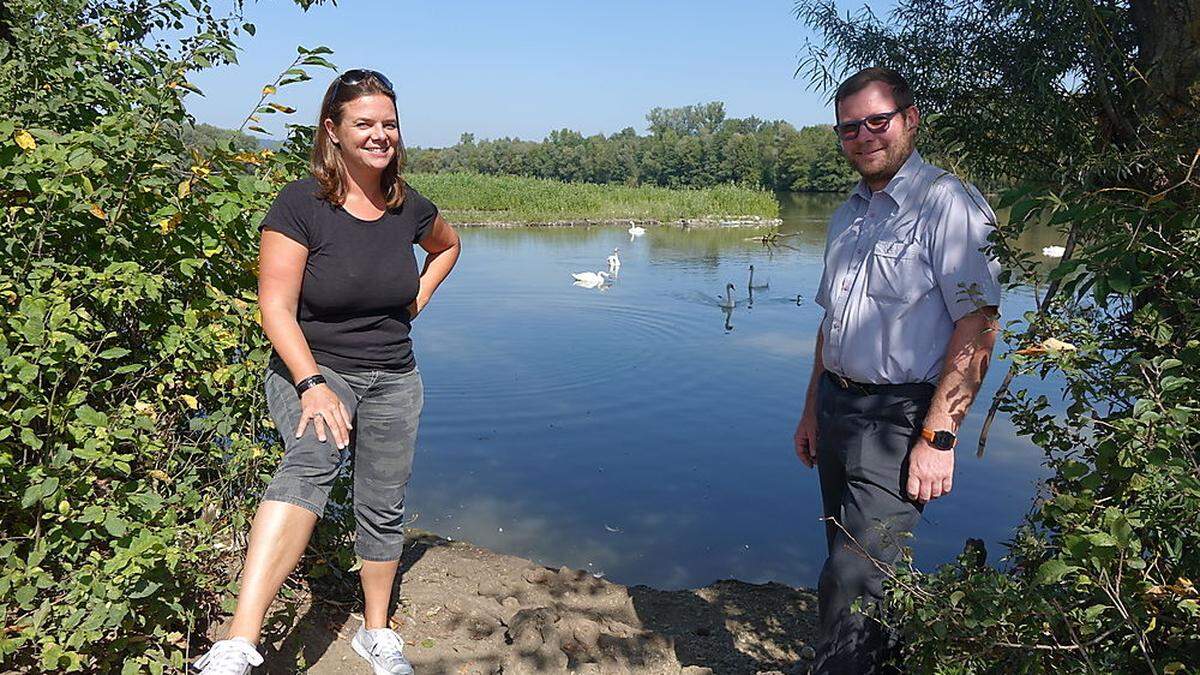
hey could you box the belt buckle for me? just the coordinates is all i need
[831,372,870,395]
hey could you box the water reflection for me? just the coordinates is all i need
[412,193,1058,590]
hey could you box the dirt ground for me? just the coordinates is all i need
[218,530,817,675]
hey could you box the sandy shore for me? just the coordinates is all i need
[222,530,817,675]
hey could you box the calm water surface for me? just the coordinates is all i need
[407,192,1062,590]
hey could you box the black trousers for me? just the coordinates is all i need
[811,372,934,675]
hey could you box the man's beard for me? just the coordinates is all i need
[848,130,916,188]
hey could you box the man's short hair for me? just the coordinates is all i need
[834,67,914,119]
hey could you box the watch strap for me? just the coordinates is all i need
[921,427,957,450]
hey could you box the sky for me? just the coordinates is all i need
[187,0,885,148]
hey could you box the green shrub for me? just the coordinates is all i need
[0,0,341,670]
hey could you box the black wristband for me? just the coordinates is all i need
[294,374,327,396]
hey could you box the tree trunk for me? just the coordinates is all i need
[1130,0,1200,122]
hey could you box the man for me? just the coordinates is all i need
[794,67,1001,673]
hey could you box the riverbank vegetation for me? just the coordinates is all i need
[1,0,342,670]
[407,172,779,224]
[408,103,860,193]
[797,0,1200,670]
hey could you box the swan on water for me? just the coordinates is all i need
[607,248,621,271]
[749,264,769,290]
[628,224,646,238]
[1042,246,1066,258]
[572,271,611,288]
[718,282,737,309]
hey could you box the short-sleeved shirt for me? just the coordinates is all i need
[260,177,438,373]
[815,151,1001,385]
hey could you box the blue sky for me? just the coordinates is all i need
[188,1,875,148]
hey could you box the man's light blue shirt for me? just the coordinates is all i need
[815,150,1002,384]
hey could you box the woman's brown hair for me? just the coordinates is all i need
[310,71,407,208]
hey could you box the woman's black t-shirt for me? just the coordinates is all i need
[259,177,437,373]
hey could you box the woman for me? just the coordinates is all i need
[194,69,460,675]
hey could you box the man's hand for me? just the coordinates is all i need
[794,408,819,468]
[905,439,954,502]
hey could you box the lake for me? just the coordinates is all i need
[407,192,1062,590]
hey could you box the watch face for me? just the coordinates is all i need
[932,430,956,450]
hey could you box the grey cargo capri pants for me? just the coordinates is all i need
[262,357,423,562]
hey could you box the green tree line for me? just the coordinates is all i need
[407,102,859,193]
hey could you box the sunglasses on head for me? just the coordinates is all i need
[330,69,394,99]
[833,104,912,141]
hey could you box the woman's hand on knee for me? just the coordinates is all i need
[297,384,352,449]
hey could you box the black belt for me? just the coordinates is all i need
[824,370,935,396]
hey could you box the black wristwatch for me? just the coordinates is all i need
[921,428,957,451]
[295,374,327,396]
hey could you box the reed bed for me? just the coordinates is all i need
[405,172,779,223]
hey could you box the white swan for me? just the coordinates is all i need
[628,224,646,238]
[748,264,769,290]
[571,271,610,288]
[572,271,610,284]
[718,283,737,309]
[606,247,621,271]
[1042,245,1066,258]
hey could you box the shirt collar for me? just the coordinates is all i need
[850,149,925,208]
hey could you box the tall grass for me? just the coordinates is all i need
[405,172,779,223]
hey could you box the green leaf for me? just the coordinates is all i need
[1161,375,1192,392]
[76,405,108,427]
[1035,559,1076,585]
[301,55,337,70]
[21,483,42,508]
[1109,515,1133,547]
[1107,269,1132,294]
[17,362,39,383]
[40,642,66,671]
[21,427,43,450]
[40,476,59,500]
[15,583,36,607]
[127,579,162,599]
[103,511,128,537]
[1083,604,1107,621]
[1047,259,1082,281]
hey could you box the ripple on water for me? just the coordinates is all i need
[420,291,711,425]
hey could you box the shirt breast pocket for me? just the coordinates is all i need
[865,240,932,303]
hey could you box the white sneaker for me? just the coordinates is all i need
[192,637,263,674]
[351,626,415,675]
